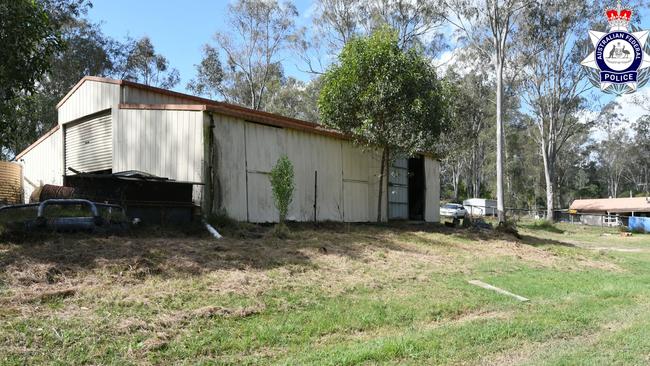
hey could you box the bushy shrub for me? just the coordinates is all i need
[269,155,295,224]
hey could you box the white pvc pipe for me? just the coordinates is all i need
[204,222,223,239]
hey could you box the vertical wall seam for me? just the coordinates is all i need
[244,122,250,222]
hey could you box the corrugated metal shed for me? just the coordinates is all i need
[16,76,442,224]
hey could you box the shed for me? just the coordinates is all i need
[15,76,441,223]
[463,198,497,216]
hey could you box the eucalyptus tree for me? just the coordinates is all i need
[319,27,449,221]
[186,46,225,100]
[443,0,530,223]
[117,37,179,89]
[298,0,445,75]
[439,68,494,201]
[518,0,595,220]
[191,0,298,110]
[364,0,445,50]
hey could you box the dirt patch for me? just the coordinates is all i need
[141,332,170,352]
[456,239,621,271]
[590,247,646,253]
[156,303,266,328]
[23,287,77,304]
[315,308,513,346]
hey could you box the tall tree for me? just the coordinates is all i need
[629,115,650,195]
[364,0,444,50]
[519,0,592,220]
[187,45,225,100]
[117,36,180,89]
[265,76,322,122]
[191,0,298,110]
[319,27,449,221]
[299,0,444,74]
[444,0,530,223]
[440,67,494,201]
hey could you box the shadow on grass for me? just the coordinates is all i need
[0,220,582,287]
[0,222,433,284]
[517,234,578,248]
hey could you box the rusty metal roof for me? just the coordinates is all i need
[569,197,650,213]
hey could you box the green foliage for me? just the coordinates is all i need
[0,0,63,102]
[190,0,298,110]
[269,155,295,224]
[0,0,63,155]
[118,36,180,89]
[319,26,449,156]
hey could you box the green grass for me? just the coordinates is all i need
[1,222,650,365]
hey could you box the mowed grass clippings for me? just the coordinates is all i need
[1,221,649,365]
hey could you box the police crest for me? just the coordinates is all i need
[581,1,650,94]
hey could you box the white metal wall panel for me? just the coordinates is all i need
[424,157,440,223]
[114,109,204,182]
[343,181,369,222]
[210,115,247,220]
[209,114,431,223]
[58,80,121,124]
[20,129,63,202]
[65,113,112,174]
[245,123,286,223]
[341,141,372,222]
[285,129,343,222]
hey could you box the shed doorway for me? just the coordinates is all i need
[388,155,425,221]
[408,156,425,220]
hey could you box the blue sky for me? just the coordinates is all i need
[87,1,650,124]
[87,0,316,94]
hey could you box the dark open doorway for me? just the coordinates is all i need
[408,155,425,220]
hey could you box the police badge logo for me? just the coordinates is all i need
[581,0,650,95]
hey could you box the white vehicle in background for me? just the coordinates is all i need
[440,203,468,219]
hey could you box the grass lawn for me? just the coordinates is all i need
[1,220,650,365]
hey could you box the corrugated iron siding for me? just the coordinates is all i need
[424,158,440,222]
[114,109,205,203]
[20,128,63,202]
[0,161,22,204]
[65,113,112,174]
[59,80,120,124]
[210,114,391,223]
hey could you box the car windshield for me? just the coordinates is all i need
[443,204,459,209]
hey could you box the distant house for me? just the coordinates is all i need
[463,198,497,216]
[569,197,650,226]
